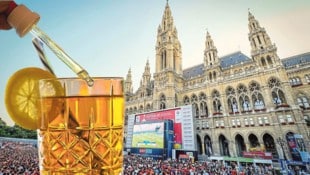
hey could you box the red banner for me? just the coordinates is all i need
[243,151,273,159]
[136,108,182,144]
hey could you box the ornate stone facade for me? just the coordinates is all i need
[124,2,310,161]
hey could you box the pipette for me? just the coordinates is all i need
[6,3,94,86]
[30,25,94,86]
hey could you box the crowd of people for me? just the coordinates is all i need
[123,154,274,175]
[0,139,308,175]
[0,140,40,175]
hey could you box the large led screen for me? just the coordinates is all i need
[131,122,164,148]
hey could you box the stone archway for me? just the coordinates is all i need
[263,133,277,159]
[248,133,260,151]
[235,134,246,156]
[219,135,230,156]
[204,135,212,156]
[196,134,202,155]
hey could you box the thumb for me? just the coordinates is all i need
[0,14,12,30]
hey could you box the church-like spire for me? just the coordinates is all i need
[248,11,281,67]
[248,10,274,52]
[125,68,133,94]
[155,1,182,74]
[142,59,151,86]
[161,1,173,31]
[204,30,219,67]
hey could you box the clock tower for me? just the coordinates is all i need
[153,1,183,110]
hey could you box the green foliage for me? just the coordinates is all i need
[0,124,37,139]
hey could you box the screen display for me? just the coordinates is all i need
[131,122,164,148]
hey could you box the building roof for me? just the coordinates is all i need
[281,52,310,68]
[183,64,204,79]
[182,51,252,79]
[182,52,310,80]
[220,51,252,69]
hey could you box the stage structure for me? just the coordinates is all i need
[125,105,197,160]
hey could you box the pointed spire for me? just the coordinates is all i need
[155,2,182,74]
[125,68,133,94]
[142,59,151,87]
[204,30,219,67]
[248,11,280,67]
[144,58,150,72]
[205,30,215,50]
[161,0,174,31]
[126,68,132,82]
[248,10,262,33]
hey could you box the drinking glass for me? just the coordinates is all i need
[37,77,124,175]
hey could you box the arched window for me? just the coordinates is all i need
[237,84,251,111]
[297,96,310,109]
[249,81,265,110]
[173,50,177,71]
[191,94,199,117]
[200,101,208,117]
[212,90,222,113]
[159,94,166,109]
[240,96,251,111]
[226,87,238,113]
[267,56,273,65]
[290,77,302,86]
[193,103,199,118]
[161,50,167,70]
[268,77,287,105]
[199,92,208,117]
[183,96,190,105]
[146,104,152,112]
[191,94,198,103]
[139,105,144,113]
[261,57,267,67]
[133,107,137,113]
[213,71,217,80]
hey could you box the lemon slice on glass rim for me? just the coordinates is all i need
[5,67,59,130]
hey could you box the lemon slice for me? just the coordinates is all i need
[5,67,56,130]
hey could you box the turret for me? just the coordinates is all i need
[142,59,151,87]
[204,31,219,67]
[155,1,182,74]
[248,10,281,67]
[125,68,133,94]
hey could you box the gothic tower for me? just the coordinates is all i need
[155,2,182,74]
[142,59,151,87]
[139,60,153,97]
[248,11,296,110]
[153,1,183,110]
[125,68,133,95]
[203,31,221,82]
[248,11,282,68]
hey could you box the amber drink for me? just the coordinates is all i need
[38,77,124,175]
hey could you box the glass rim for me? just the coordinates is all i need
[39,76,124,81]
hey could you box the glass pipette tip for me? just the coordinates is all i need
[30,25,94,86]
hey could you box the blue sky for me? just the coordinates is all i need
[1,0,310,126]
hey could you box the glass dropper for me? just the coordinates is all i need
[30,25,94,87]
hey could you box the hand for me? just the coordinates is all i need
[0,1,17,30]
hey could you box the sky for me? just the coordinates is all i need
[1,0,310,126]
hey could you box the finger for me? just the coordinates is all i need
[0,14,12,30]
[0,1,12,13]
